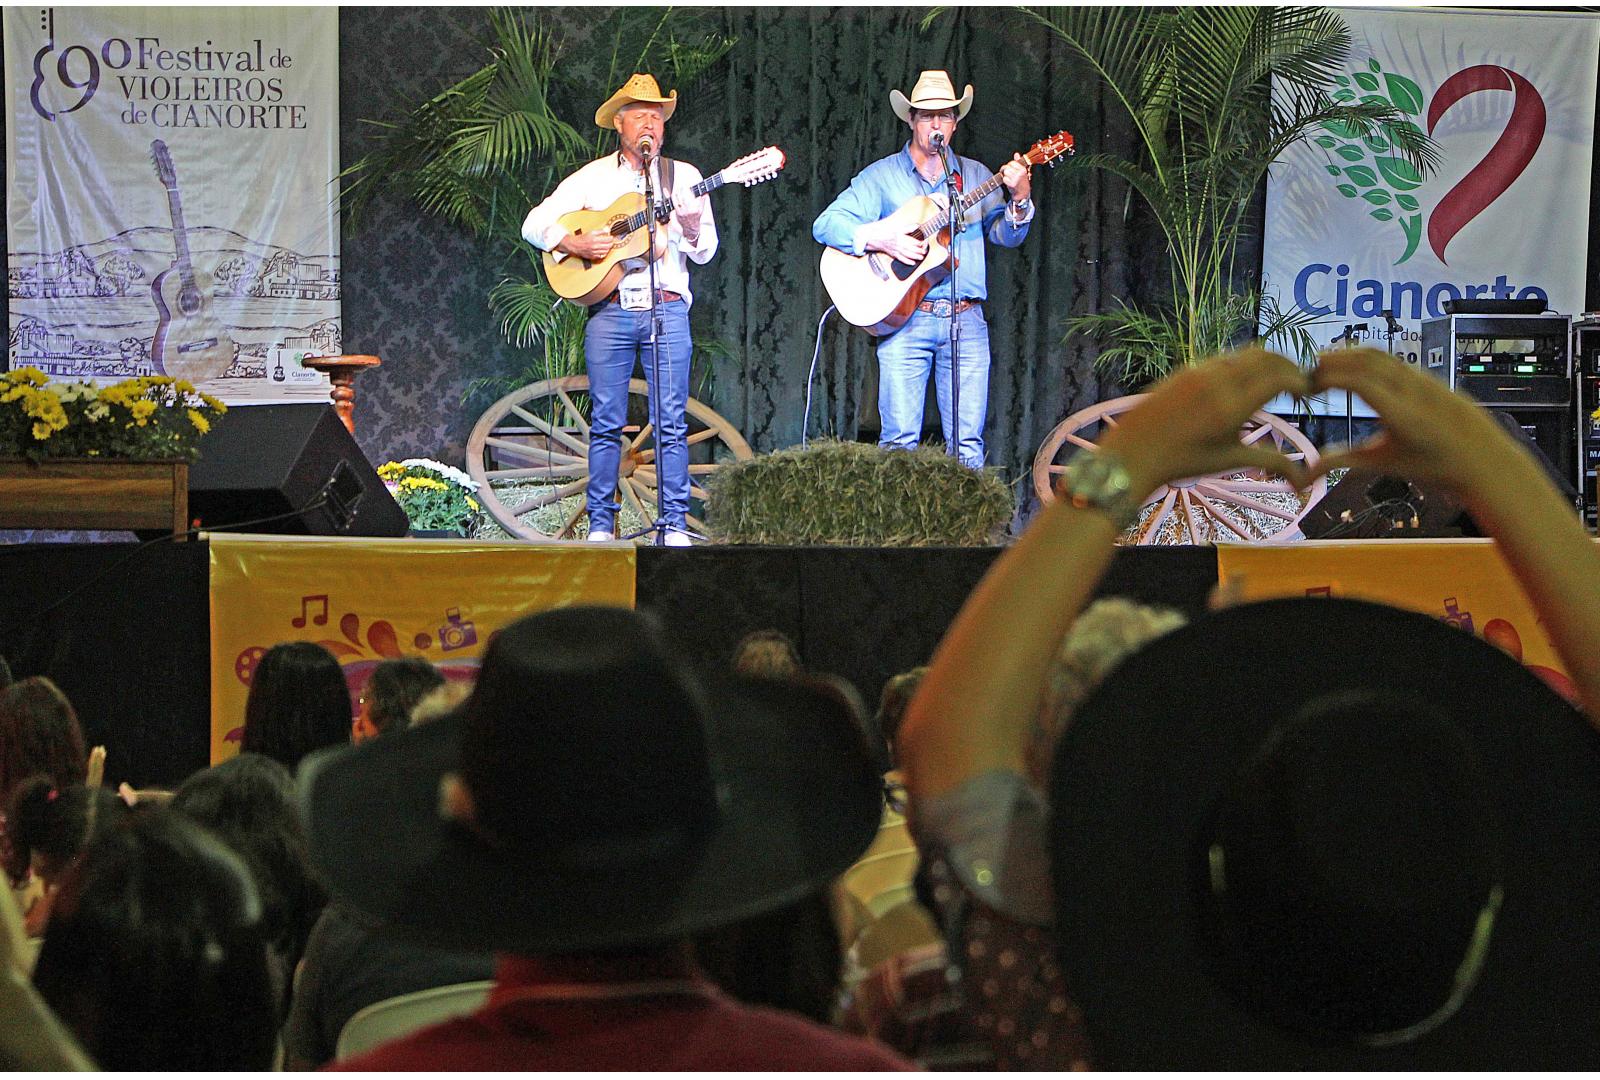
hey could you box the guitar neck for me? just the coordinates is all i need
[615,167,720,237]
[165,185,197,288]
[916,168,1007,240]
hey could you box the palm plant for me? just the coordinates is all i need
[341,7,737,405]
[967,7,1441,383]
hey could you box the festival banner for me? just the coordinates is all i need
[1216,538,1588,702]
[5,7,340,403]
[208,536,637,764]
[1261,7,1599,414]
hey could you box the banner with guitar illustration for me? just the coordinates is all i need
[208,535,637,765]
[5,6,340,403]
[1261,7,1598,413]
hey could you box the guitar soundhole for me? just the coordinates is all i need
[180,289,202,315]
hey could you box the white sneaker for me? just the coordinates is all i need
[663,530,693,547]
[586,529,614,543]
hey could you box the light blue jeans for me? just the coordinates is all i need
[875,305,991,468]
[583,299,692,532]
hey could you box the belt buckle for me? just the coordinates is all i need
[927,298,953,318]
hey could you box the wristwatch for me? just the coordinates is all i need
[1057,449,1140,528]
[1010,196,1032,214]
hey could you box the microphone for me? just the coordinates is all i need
[638,134,655,159]
[931,132,945,152]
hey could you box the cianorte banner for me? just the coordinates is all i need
[1262,7,1599,414]
[5,6,340,403]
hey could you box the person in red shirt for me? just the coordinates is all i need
[304,605,913,1071]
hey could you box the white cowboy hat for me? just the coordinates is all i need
[595,73,678,129]
[890,69,974,122]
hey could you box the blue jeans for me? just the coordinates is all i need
[583,299,692,532]
[875,305,991,468]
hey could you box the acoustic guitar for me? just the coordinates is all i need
[820,130,1075,336]
[149,139,235,382]
[543,146,786,305]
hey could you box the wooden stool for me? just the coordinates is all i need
[301,354,382,434]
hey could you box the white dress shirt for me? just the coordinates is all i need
[521,151,719,308]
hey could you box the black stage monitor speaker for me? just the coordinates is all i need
[188,404,408,536]
[1300,470,1472,540]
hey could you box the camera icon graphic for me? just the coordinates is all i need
[438,607,478,652]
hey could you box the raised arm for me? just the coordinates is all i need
[1310,347,1600,719]
[899,349,1311,800]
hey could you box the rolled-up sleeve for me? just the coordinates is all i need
[672,165,719,265]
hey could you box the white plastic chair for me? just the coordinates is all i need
[334,980,495,1060]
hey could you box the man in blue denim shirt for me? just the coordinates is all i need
[814,71,1034,468]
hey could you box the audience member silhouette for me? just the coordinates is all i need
[240,641,352,771]
[353,657,445,743]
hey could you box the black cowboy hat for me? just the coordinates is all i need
[1049,597,1600,1069]
[301,606,883,955]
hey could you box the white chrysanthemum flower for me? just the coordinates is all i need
[399,457,479,491]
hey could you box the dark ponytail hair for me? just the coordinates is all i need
[8,779,123,882]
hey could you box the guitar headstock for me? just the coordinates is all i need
[721,146,786,187]
[1024,130,1076,169]
[150,140,178,189]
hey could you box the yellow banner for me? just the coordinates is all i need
[1217,538,1578,702]
[209,535,635,763]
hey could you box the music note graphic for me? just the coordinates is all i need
[292,594,329,628]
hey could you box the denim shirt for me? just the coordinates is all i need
[812,142,1032,304]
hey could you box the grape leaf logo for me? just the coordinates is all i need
[1316,58,1428,265]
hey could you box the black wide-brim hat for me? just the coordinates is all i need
[1049,597,1600,1069]
[301,607,883,955]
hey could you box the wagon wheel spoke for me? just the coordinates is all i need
[1241,423,1274,446]
[485,437,585,465]
[630,423,654,453]
[1194,482,1300,523]
[487,464,586,481]
[689,483,710,501]
[1190,489,1253,541]
[1134,487,1179,546]
[510,406,590,458]
[1178,490,1205,546]
[686,427,721,447]
[1064,433,1098,452]
[686,512,709,535]
[556,389,590,438]
[513,478,588,514]
[687,463,719,475]
[556,499,586,540]
[620,476,656,524]
[1101,412,1120,428]
[1207,477,1298,495]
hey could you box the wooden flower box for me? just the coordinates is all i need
[0,458,189,536]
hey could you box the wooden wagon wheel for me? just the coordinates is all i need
[466,375,754,542]
[1031,393,1327,545]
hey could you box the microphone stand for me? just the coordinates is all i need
[621,138,672,546]
[1332,322,1368,443]
[932,133,963,463]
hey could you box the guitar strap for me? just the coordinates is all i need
[659,156,676,217]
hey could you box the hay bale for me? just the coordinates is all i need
[705,439,1012,547]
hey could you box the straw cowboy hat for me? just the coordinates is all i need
[595,73,678,128]
[890,69,973,122]
[301,606,883,955]
[1049,597,1600,1069]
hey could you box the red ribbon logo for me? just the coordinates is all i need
[1426,65,1545,265]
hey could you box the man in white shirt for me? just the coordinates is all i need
[521,74,718,545]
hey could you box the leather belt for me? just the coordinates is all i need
[917,298,980,317]
[597,288,684,307]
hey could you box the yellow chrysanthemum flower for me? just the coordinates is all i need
[187,408,211,434]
